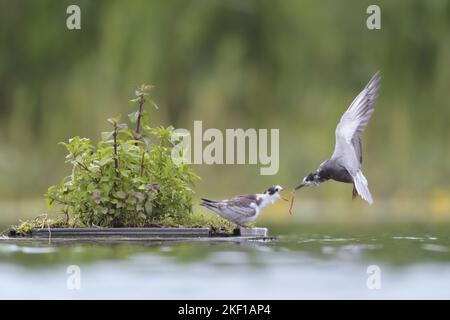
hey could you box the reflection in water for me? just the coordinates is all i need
[1,224,450,299]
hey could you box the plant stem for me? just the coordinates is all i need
[76,161,90,172]
[140,151,145,176]
[63,209,69,225]
[143,193,150,216]
[113,126,119,177]
[76,161,100,183]
[48,196,73,206]
[135,95,145,139]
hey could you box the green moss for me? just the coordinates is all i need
[161,212,237,234]
[8,215,70,237]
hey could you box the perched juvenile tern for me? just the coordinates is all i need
[200,185,284,227]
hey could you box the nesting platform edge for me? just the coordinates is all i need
[4,227,271,242]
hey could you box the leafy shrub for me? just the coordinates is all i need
[46,85,199,227]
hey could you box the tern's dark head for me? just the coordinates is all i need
[264,185,283,195]
[295,169,328,190]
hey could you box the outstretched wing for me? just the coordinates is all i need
[332,72,380,169]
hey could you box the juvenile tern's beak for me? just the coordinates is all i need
[279,187,289,201]
[294,182,307,190]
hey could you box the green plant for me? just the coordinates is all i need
[45,85,199,227]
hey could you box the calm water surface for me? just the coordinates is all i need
[1,224,450,299]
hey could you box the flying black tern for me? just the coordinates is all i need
[295,72,380,204]
[200,185,284,226]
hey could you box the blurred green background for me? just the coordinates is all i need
[0,0,449,228]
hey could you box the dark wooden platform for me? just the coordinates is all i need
[4,227,271,242]
[30,227,212,238]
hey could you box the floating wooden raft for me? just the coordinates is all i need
[31,227,211,238]
[29,227,269,239]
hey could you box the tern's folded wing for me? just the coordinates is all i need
[223,195,258,218]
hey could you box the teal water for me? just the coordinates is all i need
[1,224,450,299]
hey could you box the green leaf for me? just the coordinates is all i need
[115,191,127,199]
[144,201,153,214]
[128,111,139,123]
[117,123,128,130]
[98,155,113,166]
[101,131,113,141]
[134,192,146,201]
[138,212,147,220]
[107,118,117,126]
[107,116,121,126]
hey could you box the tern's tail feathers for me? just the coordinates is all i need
[200,198,219,210]
[352,171,373,205]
